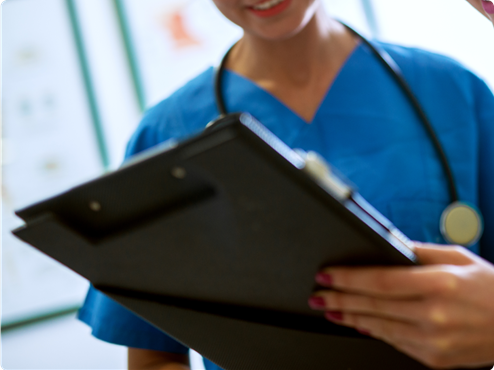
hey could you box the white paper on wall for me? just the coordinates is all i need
[123,0,242,107]
[2,0,103,324]
[372,0,494,89]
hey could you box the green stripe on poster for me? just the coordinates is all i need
[113,0,147,112]
[65,0,110,169]
[1,305,81,332]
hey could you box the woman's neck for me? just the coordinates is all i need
[225,9,359,123]
[226,9,354,88]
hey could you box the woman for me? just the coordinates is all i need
[78,0,494,369]
[308,3,494,369]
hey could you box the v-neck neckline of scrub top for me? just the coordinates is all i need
[223,40,364,128]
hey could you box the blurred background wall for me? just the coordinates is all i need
[1,0,493,369]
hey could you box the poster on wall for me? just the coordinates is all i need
[120,0,372,109]
[121,0,243,108]
[2,0,105,325]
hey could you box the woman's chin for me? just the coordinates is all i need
[244,19,309,41]
[242,4,323,42]
[248,29,300,41]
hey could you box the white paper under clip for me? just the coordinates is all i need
[298,150,352,201]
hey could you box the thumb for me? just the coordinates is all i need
[413,243,476,266]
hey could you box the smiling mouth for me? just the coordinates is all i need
[250,0,286,11]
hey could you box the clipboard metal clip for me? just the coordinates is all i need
[296,150,353,201]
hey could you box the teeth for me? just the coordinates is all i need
[252,0,284,10]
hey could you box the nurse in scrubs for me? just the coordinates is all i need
[78,0,494,369]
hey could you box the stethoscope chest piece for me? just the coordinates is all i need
[440,202,483,247]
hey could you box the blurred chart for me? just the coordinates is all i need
[121,0,243,107]
[2,0,103,325]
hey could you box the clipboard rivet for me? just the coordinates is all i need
[89,201,102,212]
[171,167,187,179]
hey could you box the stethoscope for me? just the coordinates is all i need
[208,23,484,247]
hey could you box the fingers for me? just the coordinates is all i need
[310,291,433,325]
[322,311,425,346]
[310,289,489,330]
[317,264,464,299]
[310,242,494,368]
[330,311,492,369]
[322,312,465,369]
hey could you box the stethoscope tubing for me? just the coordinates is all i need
[214,22,459,205]
[214,45,233,120]
[344,26,459,203]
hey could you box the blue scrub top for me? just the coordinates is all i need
[78,42,494,370]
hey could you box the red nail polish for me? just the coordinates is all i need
[325,311,343,322]
[308,296,326,309]
[357,328,371,336]
[315,272,333,286]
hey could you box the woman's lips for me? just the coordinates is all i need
[247,0,291,18]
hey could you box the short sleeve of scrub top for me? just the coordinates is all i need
[78,42,494,370]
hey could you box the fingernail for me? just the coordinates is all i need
[308,296,326,309]
[315,272,333,286]
[357,328,371,336]
[325,311,343,322]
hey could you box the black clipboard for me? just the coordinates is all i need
[12,113,489,370]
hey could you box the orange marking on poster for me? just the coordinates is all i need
[162,9,201,49]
